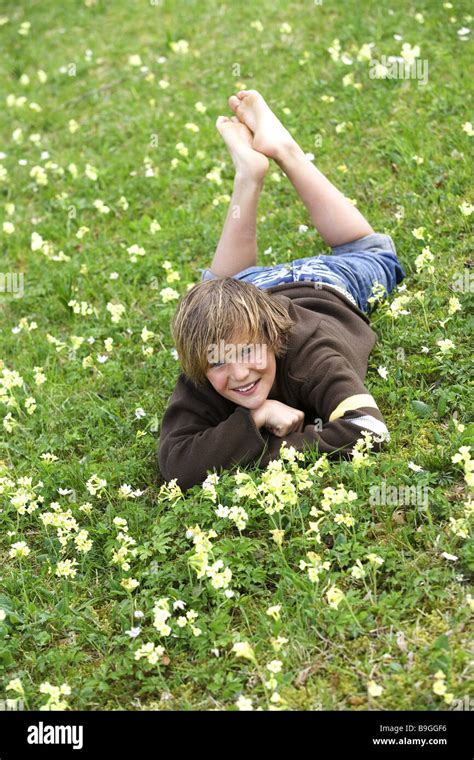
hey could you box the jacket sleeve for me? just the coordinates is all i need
[157,378,272,491]
[257,333,390,466]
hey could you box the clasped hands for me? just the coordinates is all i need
[250,399,305,437]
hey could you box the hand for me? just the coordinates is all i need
[251,400,305,437]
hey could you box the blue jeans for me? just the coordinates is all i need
[201,233,406,313]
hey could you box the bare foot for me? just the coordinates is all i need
[228,90,298,161]
[216,115,269,180]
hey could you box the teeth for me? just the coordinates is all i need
[235,381,256,392]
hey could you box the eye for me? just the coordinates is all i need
[208,360,224,369]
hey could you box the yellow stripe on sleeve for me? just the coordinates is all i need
[329,394,379,422]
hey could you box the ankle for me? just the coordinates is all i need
[273,139,306,166]
[234,171,265,189]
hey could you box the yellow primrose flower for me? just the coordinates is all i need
[9,541,30,558]
[185,122,199,132]
[175,142,188,157]
[84,164,98,180]
[121,577,139,592]
[128,54,142,67]
[106,302,125,323]
[459,201,474,216]
[269,529,285,546]
[448,296,462,314]
[55,558,78,578]
[160,287,179,303]
[170,39,189,54]
[266,605,281,621]
[357,43,374,62]
[367,680,383,697]
[134,642,165,665]
[206,167,222,184]
[433,679,447,696]
[326,585,344,609]
[6,678,24,695]
[195,101,206,113]
[462,121,473,136]
[436,338,455,353]
[236,695,253,710]
[30,165,48,186]
[366,553,384,566]
[400,43,421,66]
[127,244,146,262]
[232,641,255,661]
[266,660,283,674]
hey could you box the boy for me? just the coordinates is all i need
[158,90,405,490]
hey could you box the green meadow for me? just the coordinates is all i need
[0,0,472,710]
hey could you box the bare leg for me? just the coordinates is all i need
[228,90,374,248]
[209,116,268,277]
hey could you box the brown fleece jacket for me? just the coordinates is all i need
[158,282,389,490]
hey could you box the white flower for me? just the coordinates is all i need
[436,338,455,353]
[377,366,388,380]
[462,121,474,137]
[235,695,253,711]
[326,585,344,609]
[408,461,424,472]
[160,287,179,303]
[135,407,146,420]
[128,54,143,67]
[9,541,31,558]
[266,659,283,674]
[125,627,141,638]
[232,642,255,660]
[459,201,474,217]
[367,680,383,697]
[266,605,281,621]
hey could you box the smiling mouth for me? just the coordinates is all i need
[231,379,260,394]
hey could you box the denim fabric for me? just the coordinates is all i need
[201,233,406,313]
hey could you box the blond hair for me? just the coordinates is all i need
[171,277,296,385]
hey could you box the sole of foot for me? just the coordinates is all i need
[216,115,269,180]
[227,90,295,161]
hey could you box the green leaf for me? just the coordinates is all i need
[411,400,433,417]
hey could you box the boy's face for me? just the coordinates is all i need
[205,336,276,409]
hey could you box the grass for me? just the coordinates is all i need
[0,0,473,711]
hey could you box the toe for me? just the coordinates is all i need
[231,116,239,123]
[228,95,240,112]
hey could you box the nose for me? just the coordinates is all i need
[228,362,250,383]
